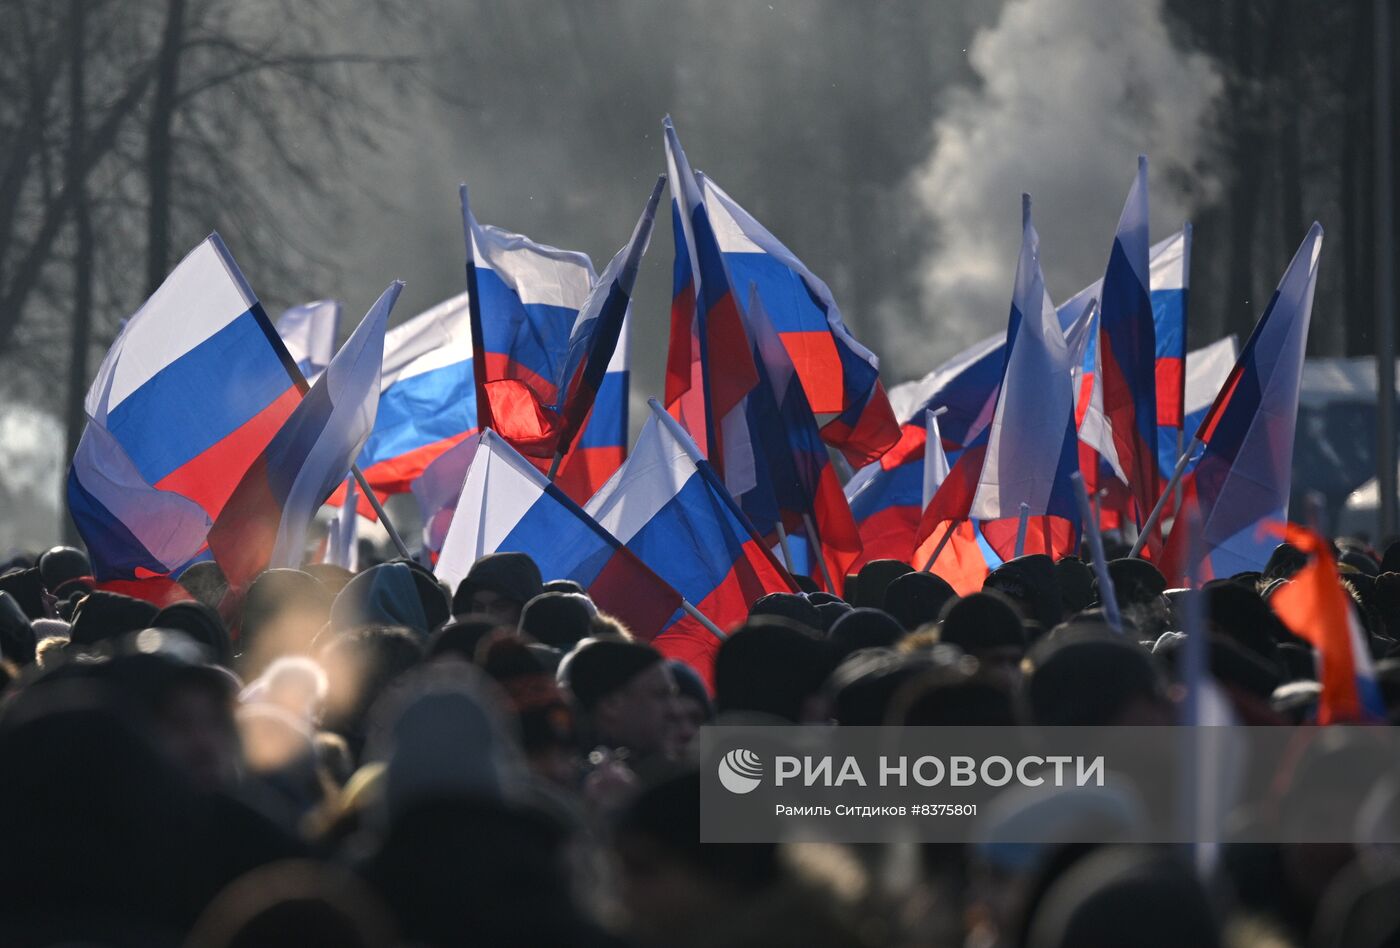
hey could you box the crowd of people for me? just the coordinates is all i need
[3,533,1400,947]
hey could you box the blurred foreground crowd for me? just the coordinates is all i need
[4,535,1400,947]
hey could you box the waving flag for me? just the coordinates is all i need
[920,199,1080,562]
[912,411,987,594]
[698,173,899,467]
[352,293,478,499]
[586,402,795,684]
[1159,224,1323,583]
[276,299,341,381]
[435,430,684,639]
[68,235,302,580]
[208,283,399,590]
[459,185,596,457]
[1096,157,1160,528]
[737,288,861,593]
[662,117,761,492]
[1270,524,1384,723]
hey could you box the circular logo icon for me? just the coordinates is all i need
[718,748,763,794]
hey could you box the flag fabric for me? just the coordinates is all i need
[847,336,1006,566]
[1270,524,1384,723]
[434,430,685,640]
[1159,224,1323,584]
[346,291,480,503]
[326,476,359,571]
[276,299,341,381]
[698,172,899,467]
[661,117,761,493]
[343,288,628,513]
[548,177,663,459]
[586,404,796,684]
[1095,157,1160,529]
[1168,335,1239,476]
[412,433,482,556]
[459,185,596,457]
[208,283,399,590]
[736,287,862,593]
[919,200,1081,562]
[68,235,302,580]
[913,411,988,594]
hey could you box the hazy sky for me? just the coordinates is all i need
[1,0,1228,551]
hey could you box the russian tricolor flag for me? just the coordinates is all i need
[68,235,303,580]
[460,185,597,458]
[737,288,862,594]
[912,411,987,594]
[1159,224,1323,584]
[1096,157,1161,530]
[586,401,796,684]
[207,282,399,590]
[433,430,686,642]
[662,117,761,494]
[545,177,664,466]
[698,173,900,468]
[1270,524,1384,723]
[920,199,1081,562]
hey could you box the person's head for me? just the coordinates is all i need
[68,590,158,650]
[155,600,233,667]
[424,615,502,664]
[1025,633,1172,726]
[667,660,712,758]
[1025,848,1217,948]
[614,770,779,943]
[1053,557,1095,616]
[330,563,437,640]
[240,569,331,676]
[1205,581,1287,665]
[104,645,241,791]
[748,592,822,634]
[852,559,914,609]
[480,636,577,788]
[518,591,596,649]
[985,554,1063,630]
[882,571,957,632]
[714,620,834,722]
[242,655,329,724]
[451,553,543,626]
[561,639,675,759]
[938,592,1029,691]
[1094,558,1168,610]
[828,608,906,663]
[319,625,425,756]
[37,545,90,592]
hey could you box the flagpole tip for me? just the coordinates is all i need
[1021,193,1031,227]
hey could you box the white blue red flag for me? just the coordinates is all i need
[1095,157,1160,530]
[586,402,795,685]
[459,185,596,457]
[1159,224,1323,584]
[736,287,862,593]
[919,199,1081,561]
[434,430,685,640]
[698,173,899,467]
[661,117,761,495]
[68,236,302,581]
[208,282,399,589]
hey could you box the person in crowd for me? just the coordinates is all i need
[450,551,543,625]
[559,638,679,765]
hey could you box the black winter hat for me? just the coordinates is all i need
[560,639,663,712]
[451,553,543,616]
